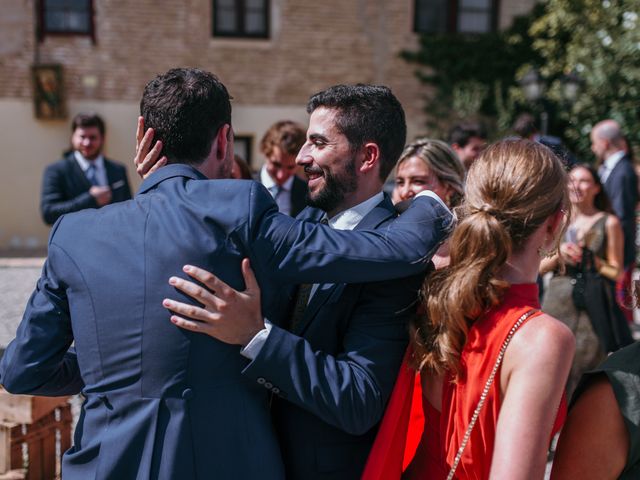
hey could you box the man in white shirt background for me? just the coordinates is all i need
[40,112,132,225]
[258,120,308,217]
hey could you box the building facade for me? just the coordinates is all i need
[0,0,535,252]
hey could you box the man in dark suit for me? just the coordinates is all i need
[166,84,446,479]
[591,119,639,320]
[0,69,451,479]
[40,112,132,225]
[258,120,308,216]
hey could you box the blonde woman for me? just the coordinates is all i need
[364,140,575,480]
[393,139,465,269]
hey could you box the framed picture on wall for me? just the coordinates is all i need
[32,64,66,119]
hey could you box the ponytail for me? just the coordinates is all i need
[411,139,568,377]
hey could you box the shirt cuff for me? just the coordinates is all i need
[240,319,273,360]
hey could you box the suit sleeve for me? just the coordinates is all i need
[41,163,97,225]
[0,225,83,396]
[241,275,422,434]
[248,182,453,284]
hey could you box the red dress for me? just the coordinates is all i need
[362,284,566,480]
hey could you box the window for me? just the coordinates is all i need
[38,0,95,41]
[213,0,270,38]
[414,0,497,34]
[234,135,254,167]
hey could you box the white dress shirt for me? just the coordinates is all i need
[260,165,294,216]
[74,151,108,187]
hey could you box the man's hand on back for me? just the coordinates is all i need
[163,259,265,347]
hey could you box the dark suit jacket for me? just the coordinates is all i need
[41,152,132,225]
[603,154,638,266]
[256,170,309,217]
[243,195,426,479]
[0,165,451,480]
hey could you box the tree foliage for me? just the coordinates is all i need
[529,0,640,158]
[403,0,640,160]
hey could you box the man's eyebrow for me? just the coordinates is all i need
[309,133,328,142]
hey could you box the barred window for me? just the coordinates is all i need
[414,0,497,34]
[213,0,270,38]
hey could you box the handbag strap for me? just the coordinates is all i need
[446,308,539,480]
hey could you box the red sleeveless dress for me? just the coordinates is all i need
[362,284,566,480]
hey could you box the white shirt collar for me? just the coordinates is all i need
[603,150,626,172]
[327,191,384,231]
[260,165,294,192]
[74,151,105,172]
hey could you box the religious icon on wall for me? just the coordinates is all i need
[32,64,66,119]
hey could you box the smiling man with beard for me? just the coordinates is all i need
[166,84,449,479]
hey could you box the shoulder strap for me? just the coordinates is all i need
[446,308,539,480]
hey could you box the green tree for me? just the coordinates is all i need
[528,0,640,159]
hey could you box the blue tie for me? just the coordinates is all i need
[86,164,99,186]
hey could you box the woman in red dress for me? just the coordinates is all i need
[364,139,575,480]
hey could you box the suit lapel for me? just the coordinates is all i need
[66,154,92,190]
[292,195,396,335]
[103,157,117,185]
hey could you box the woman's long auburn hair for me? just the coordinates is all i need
[411,139,569,378]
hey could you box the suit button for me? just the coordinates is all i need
[182,388,194,400]
[272,387,280,395]
[257,377,266,385]
[264,382,273,389]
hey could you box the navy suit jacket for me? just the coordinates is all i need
[243,196,426,479]
[0,165,451,480]
[603,154,638,266]
[41,152,132,225]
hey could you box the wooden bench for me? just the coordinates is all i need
[0,390,71,480]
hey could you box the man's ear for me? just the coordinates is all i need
[216,124,231,162]
[359,142,380,174]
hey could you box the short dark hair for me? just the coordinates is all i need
[512,113,538,138]
[260,120,306,158]
[71,112,105,136]
[447,122,487,147]
[306,84,406,181]
[140,68,232,166]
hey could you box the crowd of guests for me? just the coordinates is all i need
[13,68,640,479]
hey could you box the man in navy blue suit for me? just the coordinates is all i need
[41,112,132,225]
[164,84,446,479]
[0,69,451,479]
[591,119,639,320]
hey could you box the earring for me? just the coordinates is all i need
[537,245,555,259]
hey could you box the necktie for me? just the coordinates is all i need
[288,218,329,331]
[86,164,99,186]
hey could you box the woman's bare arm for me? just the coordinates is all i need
[551,375,628,480]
